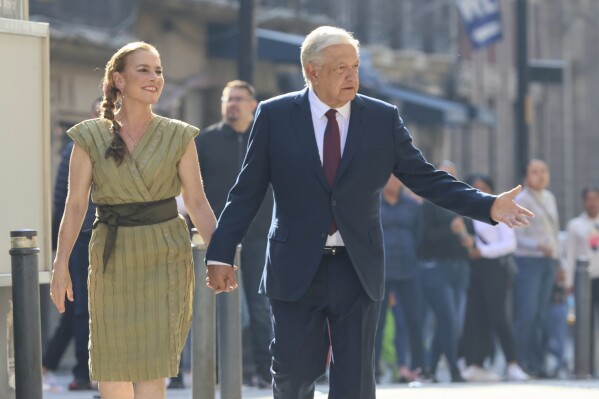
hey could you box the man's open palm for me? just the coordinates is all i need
[490,185,535,228]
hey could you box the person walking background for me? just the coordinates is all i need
[458,173,529,382]
[42,98,101,392]
[374,175,425,383]
[416,161,470,382]
[566,184,599,375]
[195,80,274,387]
[204,25,533,399]
[513,159,561,378]
[49,42,216,399]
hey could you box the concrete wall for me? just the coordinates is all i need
[0,17,51,398]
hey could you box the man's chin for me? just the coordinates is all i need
[345,92,357,102]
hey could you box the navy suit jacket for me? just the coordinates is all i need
[206,88,496,301]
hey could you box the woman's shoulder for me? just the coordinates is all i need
[70,117,105,131]
[157,116,199,132]
[66,118,108,154]
[67,118,108,141]
[155,116,200,144]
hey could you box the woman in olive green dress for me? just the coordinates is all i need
[50,42,221,399]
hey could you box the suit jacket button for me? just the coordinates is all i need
[331,200,337,206]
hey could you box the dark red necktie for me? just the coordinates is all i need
[323,109,341,234]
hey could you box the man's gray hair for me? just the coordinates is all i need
[300,26,360,88]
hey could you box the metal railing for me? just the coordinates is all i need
[573,257,592,379]
[9,230,43,399]
[191,228,242,398]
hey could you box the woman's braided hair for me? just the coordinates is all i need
[101,42,159,165]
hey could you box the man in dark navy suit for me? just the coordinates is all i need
[205,26,533,399]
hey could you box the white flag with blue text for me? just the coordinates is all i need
[455,0,503,49]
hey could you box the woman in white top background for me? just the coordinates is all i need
[457,173,529,382]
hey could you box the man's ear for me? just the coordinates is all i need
[305,63,318,85]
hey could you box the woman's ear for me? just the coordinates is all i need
[113,72,124,92]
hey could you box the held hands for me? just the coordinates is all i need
[49,261,74,313]
[206,264,239,294]
[490,185,534,228]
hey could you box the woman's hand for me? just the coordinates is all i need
[50,261,74,313]
[537,243,554,257]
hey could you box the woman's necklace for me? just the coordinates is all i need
[120,114,153,149]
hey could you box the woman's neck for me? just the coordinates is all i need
[117,103,153,126]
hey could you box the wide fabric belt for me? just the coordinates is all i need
[93,197,178,271]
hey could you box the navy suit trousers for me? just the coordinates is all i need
[269,252,380,399]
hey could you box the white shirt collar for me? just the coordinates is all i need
[582,212,599,223]
[308,88,351,120]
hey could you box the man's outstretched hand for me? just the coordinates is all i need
[206,264,239,294]
[490,185,535,228]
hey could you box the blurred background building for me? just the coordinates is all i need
[25,0,598,226]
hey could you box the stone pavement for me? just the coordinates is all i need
[42,372,599,399]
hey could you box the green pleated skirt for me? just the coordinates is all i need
[87,216,194,382]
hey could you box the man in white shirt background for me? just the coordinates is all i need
[566,184,599,376]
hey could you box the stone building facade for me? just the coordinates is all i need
[30,0,599,223]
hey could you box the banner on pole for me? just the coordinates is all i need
[455,0,503,49]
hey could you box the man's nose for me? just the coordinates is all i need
[345,68,358,81]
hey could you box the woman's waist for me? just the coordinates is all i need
[92,214,184,232]
[94,197,178,227]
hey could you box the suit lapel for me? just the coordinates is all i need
[335,96,366,183]
[292,89,330,191]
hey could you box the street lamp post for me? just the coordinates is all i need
[515,0,529,183]
[238,0,256,84]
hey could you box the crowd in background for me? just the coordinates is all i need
[375,159,599,384]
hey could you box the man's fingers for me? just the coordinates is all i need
[67,286,74,302]
[507,184,523,198]
[503,214,530,228]
[518,204,535,218]
[229,274,239,289]
[55,295,65,313]
[515,214,530,226]
[206,265,238,293]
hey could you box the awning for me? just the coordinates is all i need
[207,24,302,64]
[256,28,303,63]
[376,85,470,126]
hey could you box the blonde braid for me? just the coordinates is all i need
[102,85,126,165]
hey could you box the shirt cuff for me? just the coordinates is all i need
[206,260,233,267]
